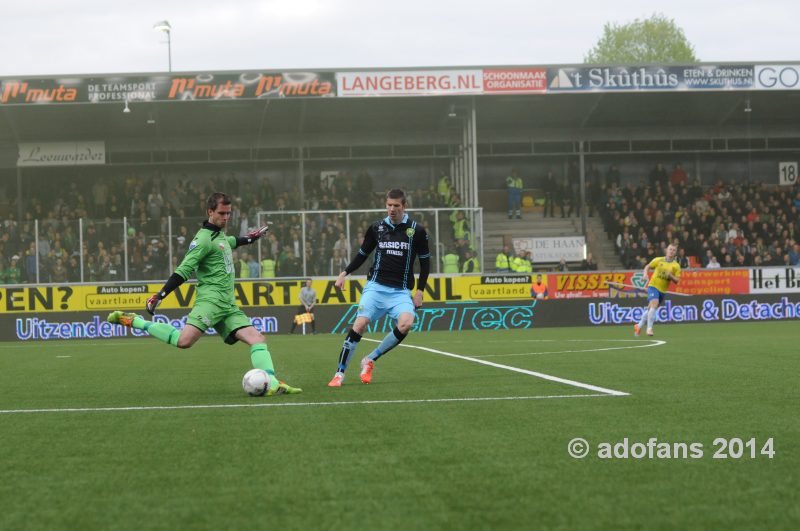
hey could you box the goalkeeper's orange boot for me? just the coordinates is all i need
[107,311,138,328]
[360,357,375,384]
[633,324,641,337]
[327,372,344,387]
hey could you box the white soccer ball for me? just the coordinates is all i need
[242,368,272,396]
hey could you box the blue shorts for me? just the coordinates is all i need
[357,281,415,322]
[647,286,665,305]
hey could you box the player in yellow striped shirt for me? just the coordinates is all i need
[634,243,681,337]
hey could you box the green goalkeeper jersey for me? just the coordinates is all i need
[175,222,238,306]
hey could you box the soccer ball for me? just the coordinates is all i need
[242,369,272,397]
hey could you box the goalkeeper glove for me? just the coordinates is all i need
[146,294,162,315]
[246,225,270,240]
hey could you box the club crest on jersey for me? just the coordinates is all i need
[188,240,198,251]
[406,228,415,237]
[377,225,385,233]
[218,242,225,250]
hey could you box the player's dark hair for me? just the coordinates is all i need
[386,188,406,205]
[207,192,231,212]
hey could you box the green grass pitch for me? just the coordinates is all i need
[1,321,797,530]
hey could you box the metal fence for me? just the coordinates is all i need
[4,207,482,284]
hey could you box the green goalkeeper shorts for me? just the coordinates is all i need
[186,301,254,344]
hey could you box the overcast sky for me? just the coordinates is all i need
[1,0,797,77]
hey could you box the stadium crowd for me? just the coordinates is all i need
[597,164,800,270]
[2,163,798,284]
[0,170,469,283]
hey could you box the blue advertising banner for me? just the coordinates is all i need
[547,65,754,92]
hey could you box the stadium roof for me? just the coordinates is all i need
[2,64,799,165]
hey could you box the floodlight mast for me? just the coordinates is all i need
[153,20,172,72]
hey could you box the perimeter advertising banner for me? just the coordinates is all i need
[547,65,754,92]
[0,276,535,315]
[0,72,337,104]
[0,269,772,315]
[17,141,105,166]
[336,69,484,97]
[749,267,800,293]
[754,65,800,90]
[3,293,799,341]
[2,64,778,104]
[482,68,547,93]
[548,269,750,299]
[335,68,549,97]
[512,236,586,263]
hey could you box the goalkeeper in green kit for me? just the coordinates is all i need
[108,192,301,395]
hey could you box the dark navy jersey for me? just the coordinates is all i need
[345,213,431,290]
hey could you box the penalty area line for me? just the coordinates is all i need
[363,338,630,397]
[0,394,614,415]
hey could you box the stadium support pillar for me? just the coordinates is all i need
[579,140,586,237]
[451,100,478,208]
[468,102,478,209]
[16,167,23,224]
[298,146,305,208]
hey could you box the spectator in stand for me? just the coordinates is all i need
[580,253,598,271]
[51,258,68,282]
[554,179,566,218]
[542,171,556,218]
[605,164,621,187]
[437,173,451,204]
[2,255,23,284]
[331,248,349,276]
[332,232,351,258]
[649,163,668,187]
[247,253,260,278]
[24,243,37,282]
[260,251,277,279]
[65,256,79,282]
[442,248,460,273]
[677,247,690,269]
[669,163,688,186]
[461,250,480,273]
[506,169,524,220]
[281,248,302,277]
[495,245,512,272]
[454,237,471,264]
[789,243,800,266]
[701,250,716,268]
[452,210,471,242]
[555,258,569,272]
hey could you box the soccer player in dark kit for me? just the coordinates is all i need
[328,188,431,387]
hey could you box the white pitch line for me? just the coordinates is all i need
[0,394,612,415]
[363,339,630,396]
[474,339,666,358]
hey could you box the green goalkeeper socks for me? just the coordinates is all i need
[250,343,275,375]
[136,317,180,347]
